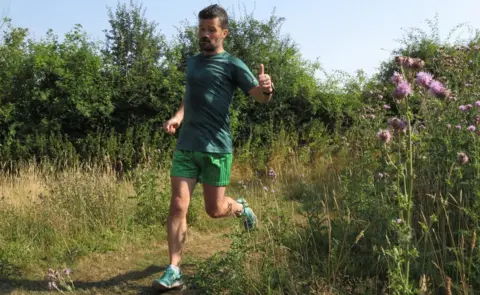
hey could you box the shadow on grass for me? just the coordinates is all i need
[0,264,199,294]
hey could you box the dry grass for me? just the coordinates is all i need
[0,147,322,294]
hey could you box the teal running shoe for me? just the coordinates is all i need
[236,198,258,230]
[152,265,183,291]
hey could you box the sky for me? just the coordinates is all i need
[3,0,480,78]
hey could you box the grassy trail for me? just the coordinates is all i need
[0,227,232,294]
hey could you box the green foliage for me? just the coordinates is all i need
[0,3,361,170]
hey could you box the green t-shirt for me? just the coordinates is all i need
[176,51,259,154]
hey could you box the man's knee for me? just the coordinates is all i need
[169,176,196,216]
[170,196,189,215]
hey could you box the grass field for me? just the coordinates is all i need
[0,151,320,294]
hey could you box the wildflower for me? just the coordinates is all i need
[447,124,452,129]
[468,125,476,132]
[396,56,414,68]
[395,56,424,69]
[476,101,480,108]
[448,95,457,102]
[466,83,473,87]
[457,152,469,165]
[428,80,449,98]
[459,105,467,112]
[267,168,276,178]
[412,58,425,69]
[388,117,407,132]
[391,71,404,85]
[374,172,384,180]
[456,125,462,130]
[416,71,433,87]
[377,129,392,143]
[383,104,391,110]
[467,104,473,110]
[393,81,412,99]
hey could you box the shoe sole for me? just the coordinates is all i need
[152,280,184,291]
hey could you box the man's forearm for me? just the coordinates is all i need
[173,98,185,121]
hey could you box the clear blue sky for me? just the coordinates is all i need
[3,0,480,77]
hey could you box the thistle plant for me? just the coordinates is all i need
[378,56,453,294]
[46,267,75,294]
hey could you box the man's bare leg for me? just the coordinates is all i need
[203,184,244,218]
[168,176,197,266]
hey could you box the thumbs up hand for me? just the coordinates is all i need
[258,64,273,94]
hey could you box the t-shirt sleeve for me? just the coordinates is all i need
[231,58,259,95]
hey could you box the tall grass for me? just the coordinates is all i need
[0,160,203,279]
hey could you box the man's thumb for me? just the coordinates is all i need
[259,64,264,75]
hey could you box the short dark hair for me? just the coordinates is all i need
[198,4,229,29]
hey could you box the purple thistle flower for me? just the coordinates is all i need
[428,80,448,98]
[468,125,476,132]
[377,129,392,143]
[383,104,391,110]
[456,125,462,130]
[467,104,473,110]
[391,71,404,85]
[476,101,480,108]
[388,117,408,133]
[459,105,467,112]
[415,71,433,88]
[393,81,412,99]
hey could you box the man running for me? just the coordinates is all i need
[152,4,274,292]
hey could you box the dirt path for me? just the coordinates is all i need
[0,228,232,295]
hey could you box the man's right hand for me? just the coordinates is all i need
[163,117,181,135]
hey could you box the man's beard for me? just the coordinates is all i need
[199,38,217,52]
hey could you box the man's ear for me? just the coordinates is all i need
[222,29,228,38]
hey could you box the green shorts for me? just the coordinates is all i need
[170,150,233,186]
